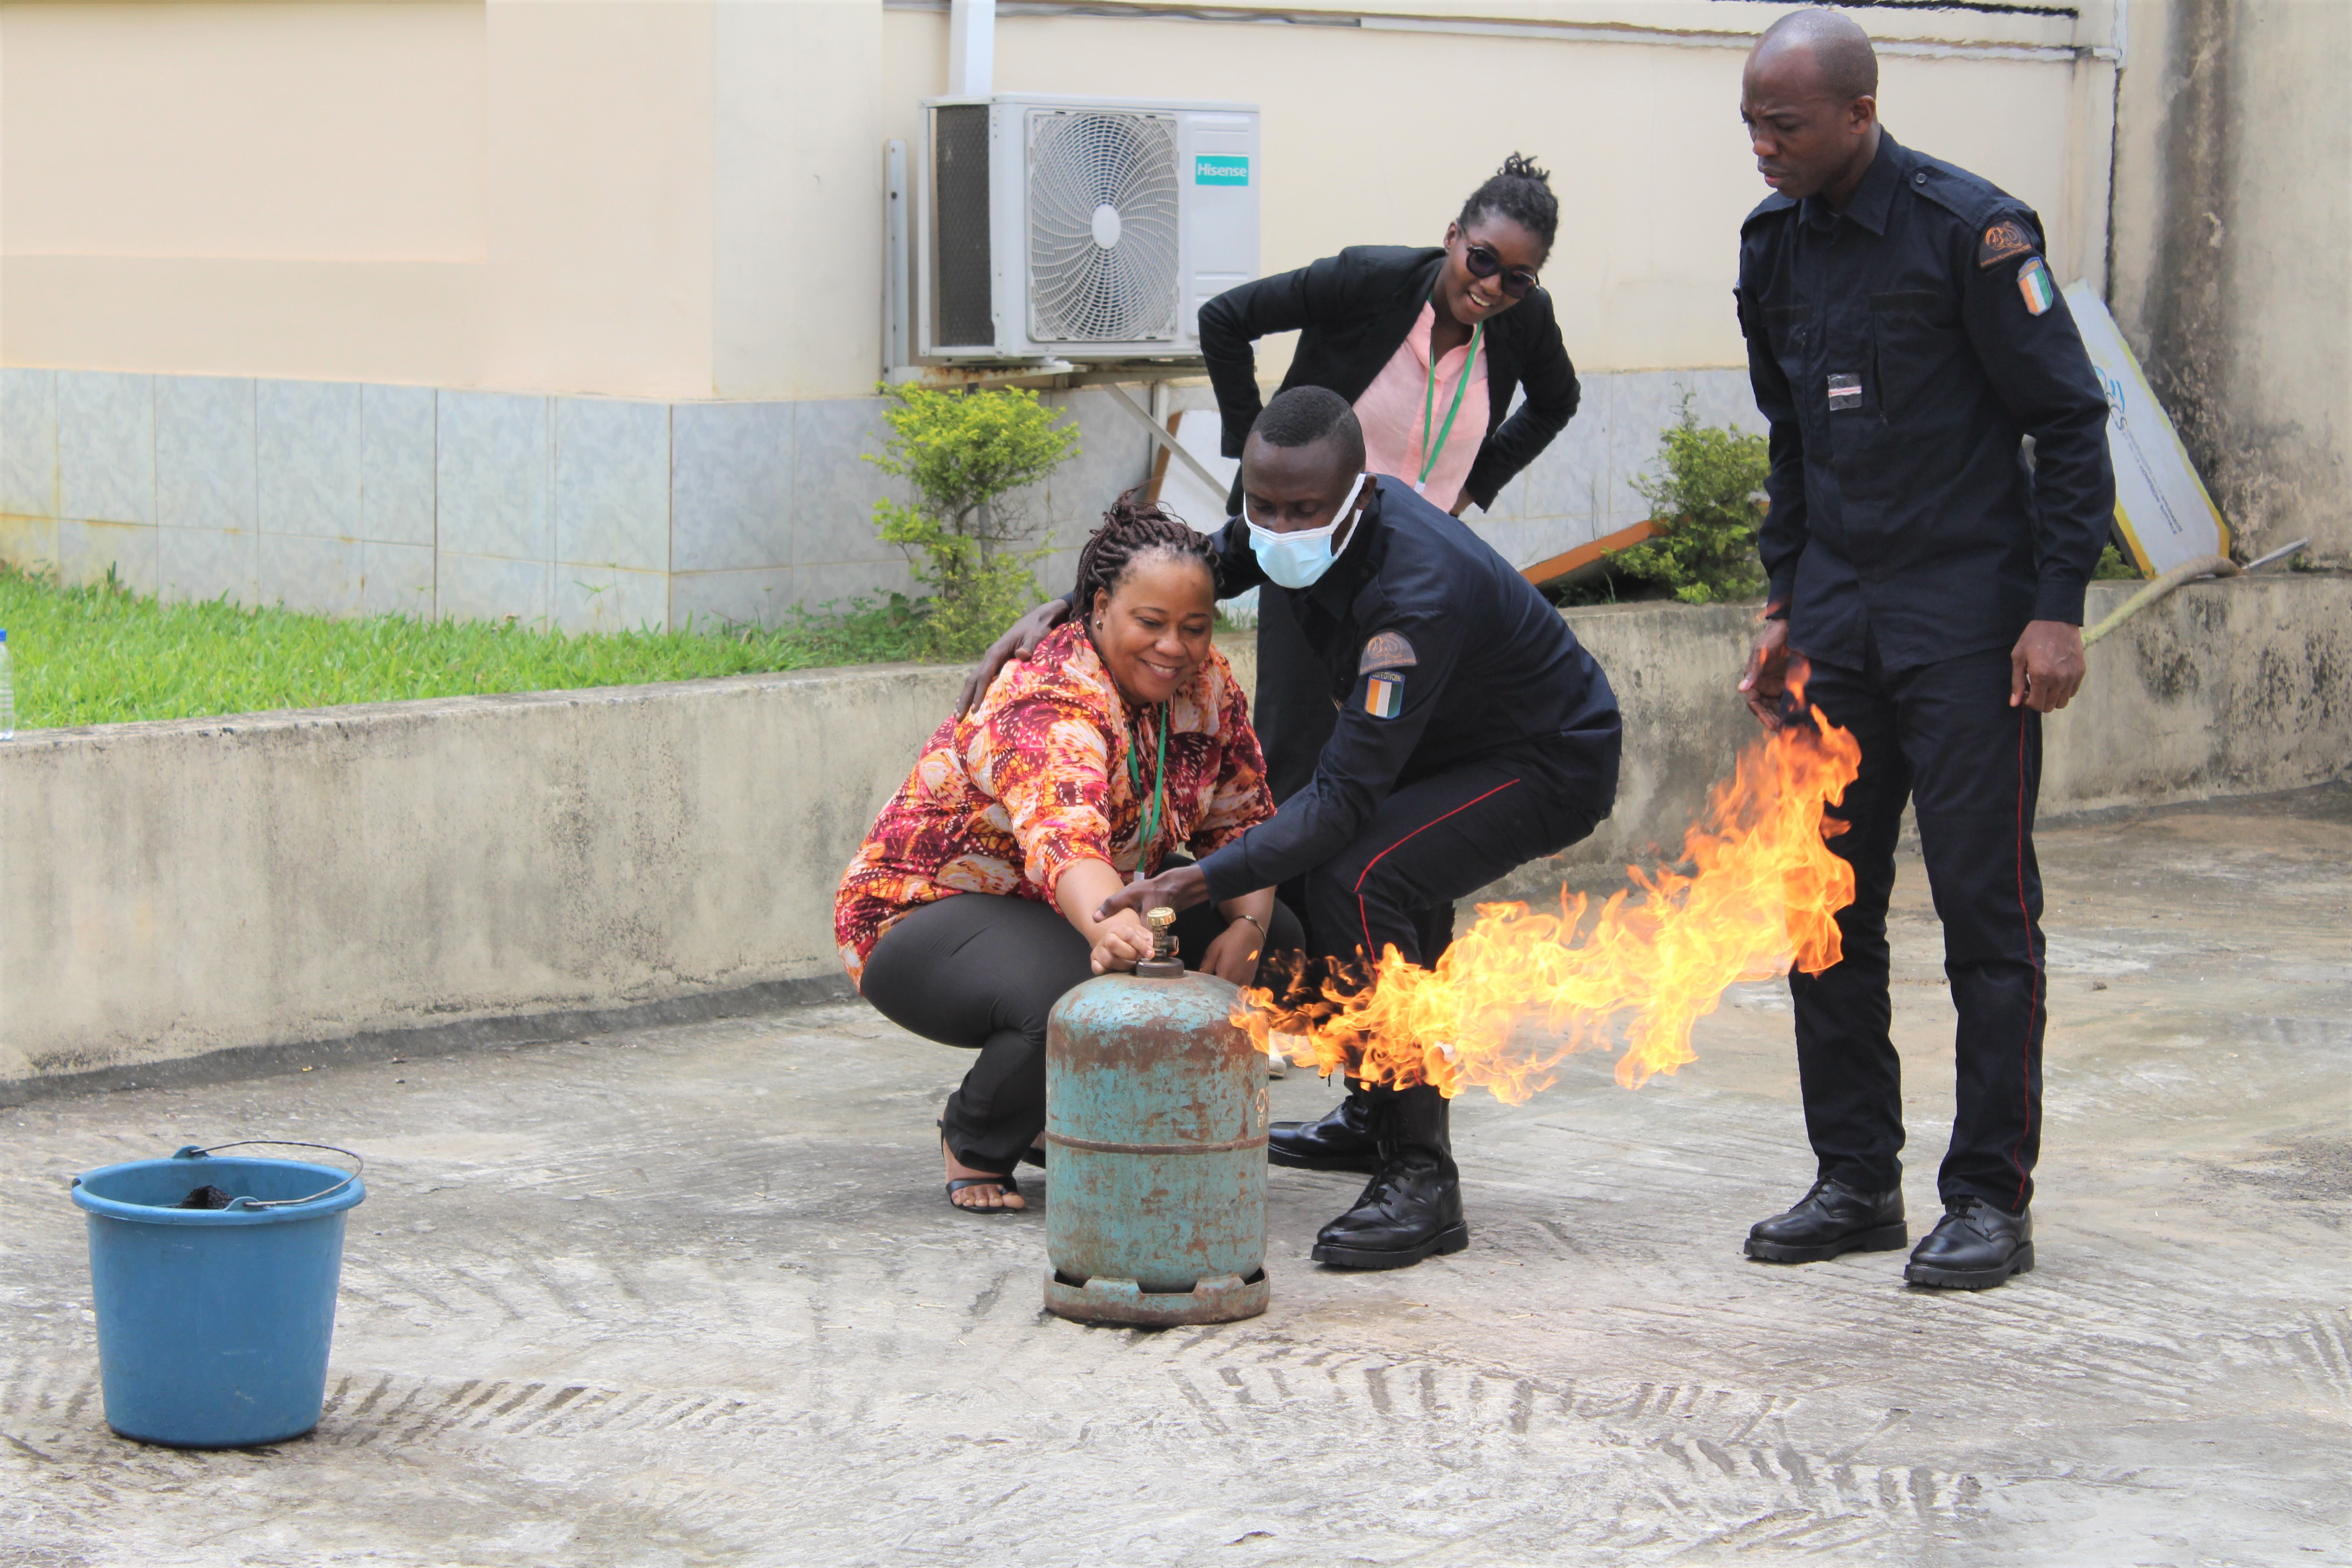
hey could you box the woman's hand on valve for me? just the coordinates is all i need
[1088,909,1156,975]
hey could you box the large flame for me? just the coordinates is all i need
[1231,702,1862,1101]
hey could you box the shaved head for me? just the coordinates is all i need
[1753,8,1878,103]
[1741,8,1882,206]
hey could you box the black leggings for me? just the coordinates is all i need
[859,886,1304,1172]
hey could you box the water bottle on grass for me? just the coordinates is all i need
[0,628,13,740]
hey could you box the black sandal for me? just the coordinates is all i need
[939,1120,1029,1212]
[945,1174,1023,1212]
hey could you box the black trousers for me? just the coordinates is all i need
[1303,738,1602,973]
[1786,644,2047,1214]
[860,885,1305,1173]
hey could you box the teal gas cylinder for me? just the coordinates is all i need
[1041,914,1269,1326]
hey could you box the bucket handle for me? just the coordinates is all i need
[172,1141,366,1210]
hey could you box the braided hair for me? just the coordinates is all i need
[1459,152,1559,250]
[1071,488,1219,622]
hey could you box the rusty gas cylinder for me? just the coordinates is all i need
[1041,907,1269,1326]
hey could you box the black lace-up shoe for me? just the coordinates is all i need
[1269,1083,1383,1174]
[1905,1198,2034,1289]
[1311,1086,1469,1269]
[1744,1178,1908,1263]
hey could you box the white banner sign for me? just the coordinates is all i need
[2064,282,2231,573]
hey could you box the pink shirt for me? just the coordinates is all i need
[1353,301,1488,511]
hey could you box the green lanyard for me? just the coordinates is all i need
[1418,314,1483,493]
[1125,703,1169,874]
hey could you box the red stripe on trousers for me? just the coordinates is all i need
[1353,779,1523,960]
[2010,708,2039,1210]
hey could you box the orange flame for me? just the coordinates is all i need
[1231,704,1861,1101]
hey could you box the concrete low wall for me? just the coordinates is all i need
[3,574,2344,1097]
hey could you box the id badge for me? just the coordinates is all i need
[1827,373,1863,411]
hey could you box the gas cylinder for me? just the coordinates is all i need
[1042,909,1269,1326]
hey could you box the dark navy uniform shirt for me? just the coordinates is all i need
[1195,476,1621,902]
[1738,131,2116,672]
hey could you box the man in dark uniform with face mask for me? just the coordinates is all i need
[1096,385,1623,1269]
[1731,10,2115,1290]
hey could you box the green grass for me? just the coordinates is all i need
[0,565,930,730]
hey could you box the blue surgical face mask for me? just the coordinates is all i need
[1244,473,1367,590]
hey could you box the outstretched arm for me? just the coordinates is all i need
[954,596,1073,716]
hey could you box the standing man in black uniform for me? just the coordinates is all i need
[1102,386,1622,1270]
[1730,10,2115,1290]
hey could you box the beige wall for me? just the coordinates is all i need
[3,0,2115,399]
[2108,0,2352,565]
[2,0,723,397]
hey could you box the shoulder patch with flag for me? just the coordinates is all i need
[1363,671,1405,718]
[2016,255,2056,316]
[1359,631,1418,673]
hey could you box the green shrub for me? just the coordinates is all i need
[2092,543,2141,580]
[1609,392,1771,605]
[865,384,1078,658]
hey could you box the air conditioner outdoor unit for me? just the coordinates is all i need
[916,93,1259,363]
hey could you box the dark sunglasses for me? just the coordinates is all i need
[1463,242,1539,299]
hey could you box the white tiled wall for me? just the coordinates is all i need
[0,367,1757,631]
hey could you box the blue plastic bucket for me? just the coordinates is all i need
[69,1142,366,1448]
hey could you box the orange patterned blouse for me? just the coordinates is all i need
[835,622,1274,990]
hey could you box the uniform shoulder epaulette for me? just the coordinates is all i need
[1905,159,2044,267]
[1741,192,1798,232]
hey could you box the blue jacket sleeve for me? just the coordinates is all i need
[1959,209,2117,626]
[1195,609,1460,901]
[1738,262,1809,619]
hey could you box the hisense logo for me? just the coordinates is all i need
[1195,155,1250,187]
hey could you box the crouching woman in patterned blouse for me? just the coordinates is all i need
[836,493,1303,1213]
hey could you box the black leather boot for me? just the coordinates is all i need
[1311,1085,1469,1270]
[1905,1198,2033,1289]
[1744,1178,1908,1263]
[1268,1080,1384,1174]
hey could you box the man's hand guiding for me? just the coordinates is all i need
[1738,616,1793,732]
[1098,863,1212,924]
[956,597,1072,716]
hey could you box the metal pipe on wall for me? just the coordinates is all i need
[882,139,911,374]
[948,0,996,95]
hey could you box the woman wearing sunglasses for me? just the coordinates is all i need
[1198,152,1572,529]
[1191,153,1576,812]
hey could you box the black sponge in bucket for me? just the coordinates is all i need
[176,1186,235,1210]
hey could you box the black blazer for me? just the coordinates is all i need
[1198,245,1580,511]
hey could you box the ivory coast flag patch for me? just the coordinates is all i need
[2017,256,2056,316]
[1364,671,1405,718]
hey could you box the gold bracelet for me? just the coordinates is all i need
[1232,912,1267,939]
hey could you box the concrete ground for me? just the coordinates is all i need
[3,785,2347,1568]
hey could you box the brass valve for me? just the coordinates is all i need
[1137,906,1182,977]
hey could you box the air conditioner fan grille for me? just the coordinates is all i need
[1027,111,1181,343]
